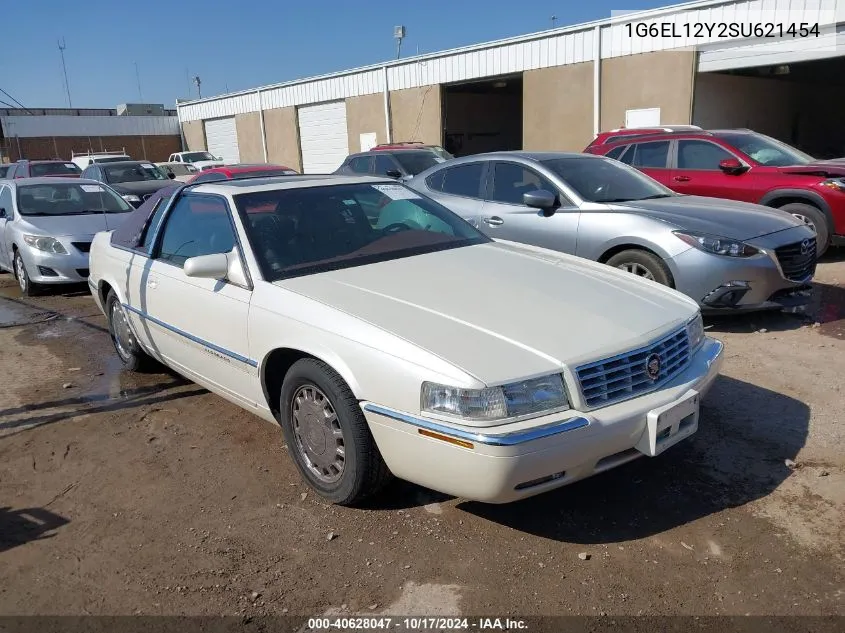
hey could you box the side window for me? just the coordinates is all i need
[605,145,627,160]
[373,154,398,176]
[156,194,236,267]
[0,186,12,217]
[438,163,485,199]
[620,141,670,168]
[488,162,558,206]
[677,140,735,170]
[348,156,372,174]
[81,166,97,180]
[140,196,171,251]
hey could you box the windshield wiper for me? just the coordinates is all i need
[634,194,673,200]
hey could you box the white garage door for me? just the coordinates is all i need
[298,101,349,174]
[204,117,240,164]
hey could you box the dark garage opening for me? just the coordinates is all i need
[442,74,523,157]
[692,56,845,159]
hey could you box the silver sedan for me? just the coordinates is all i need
[408,151,818,313]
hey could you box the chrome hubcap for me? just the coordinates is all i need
[110,302,135,360]
[15,255,26,292]
[291,385,345,483]
[617,262,655,280]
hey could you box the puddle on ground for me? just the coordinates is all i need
[0,296,54,328]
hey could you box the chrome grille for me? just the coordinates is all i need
[775,238,816,282]
[576,327,691,409]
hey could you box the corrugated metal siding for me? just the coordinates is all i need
[262,69,383,111]
[698,28,845,71]
[0,115,180,137]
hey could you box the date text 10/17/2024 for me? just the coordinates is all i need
[625,21,821,39]
[305,617,528,631]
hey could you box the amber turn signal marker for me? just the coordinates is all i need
[418,428,474,449]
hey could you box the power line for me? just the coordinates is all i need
[0,98,18,109]
[0,87,34,113]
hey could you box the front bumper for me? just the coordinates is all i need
[362,336,724,504]
[17,242,91,284]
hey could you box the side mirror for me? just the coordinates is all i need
[718,158,748,175]
[183,248,248,287]
[167,171,176,179]
[385,169,402,179]
[523,189,558,213]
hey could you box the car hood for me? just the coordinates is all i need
[193,160,226,170]
[275,241,698,386]
[610,195,804,241]
[774,161,845,177]
[108,180,175,195]
[16,212,129,236]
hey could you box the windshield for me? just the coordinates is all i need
[233,182,489,280]
[17,182,133,216]
[429,146,454,160]
[714,132,814,166]
[182,152,216,163]
[0,165,12,178]
[104,163,167,183]
[542,156,674,203]
[393,152,441,175]
[31,162,82,177]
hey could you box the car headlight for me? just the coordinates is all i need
[121,194,141,204]
[686,313,705,351]
[820,178,845,192]
[421,374,569,423]
[673,230,759,257]
[23,235,67,254]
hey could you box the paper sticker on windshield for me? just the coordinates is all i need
[80,184,105,193]
[142,164,156,169]
[64,163,77,169]
[372,184,421,200]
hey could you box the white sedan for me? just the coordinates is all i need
[87,175,724,505]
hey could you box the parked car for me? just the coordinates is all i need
[87,175,723,505]
[408,151,817,313]
[186,163,298,184]
[155,162,198,183]
[585,127,845,255]
[80,160,175,207]
[0,178,133,295]
[70,150,132,169]
[372,141,454,161]
[167,151,225,172]
[335,149,447,181]
[9,159,82,179]
[0,164,16,179]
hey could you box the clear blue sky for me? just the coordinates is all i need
[2,0,670,109]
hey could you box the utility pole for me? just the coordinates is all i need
[193,76,202,99]
[134,61,143,101]
[58,38,72,108]
[551,15,557,28]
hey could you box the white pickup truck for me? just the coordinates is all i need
[71,150,132,169]
[167,151,225,172]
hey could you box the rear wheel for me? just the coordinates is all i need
[106,290,154,372]
[605,249,673,287]
[777,202,829,257]
[279,358,392,505]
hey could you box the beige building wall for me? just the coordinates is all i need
[523,62,594,152]
[182,120,206,151]
[263,106,302,171]
[346,93,387,153]
[600,50,696,130]
[235,112,264,163]
[389,85,442,144]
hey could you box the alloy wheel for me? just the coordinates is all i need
[110,301,135,361]
[616,262,655,280]
[15,254,27,293]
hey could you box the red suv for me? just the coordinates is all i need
[585,127,845,255]
[10,159,82,179]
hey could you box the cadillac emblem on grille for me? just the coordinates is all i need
[645,353,661,381]
[800,239,811,256]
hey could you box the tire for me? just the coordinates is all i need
[777,202,829,257]
[13,249,39,297]
[280,358,392,505]
[106,290,154,372]
[605,249,673,287]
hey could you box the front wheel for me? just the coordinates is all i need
[106,290,154,372]
[279,358,392,505]
[778,202,829,257]
[13,250,39,296]
[605,249,673,287]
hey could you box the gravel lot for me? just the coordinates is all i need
[0,255,843,619]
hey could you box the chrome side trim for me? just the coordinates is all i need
[362,403,590,446]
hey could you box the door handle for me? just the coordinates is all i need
[673,176,691,182]
[483,216,504,226]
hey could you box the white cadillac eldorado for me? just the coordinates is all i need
[88,175,724,505]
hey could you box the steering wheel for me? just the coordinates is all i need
[381,222,413,234]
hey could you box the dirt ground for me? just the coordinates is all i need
[0,254,843,621]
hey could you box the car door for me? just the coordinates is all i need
[670,139,758,202]
[137,192,257,406]
[479,161,580,254]
[618,140,672,187]
[421,161,487,225]
[0,185,13,270]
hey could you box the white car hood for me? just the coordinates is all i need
[276,241,698,386]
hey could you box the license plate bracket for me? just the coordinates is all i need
[635,389,700,457]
